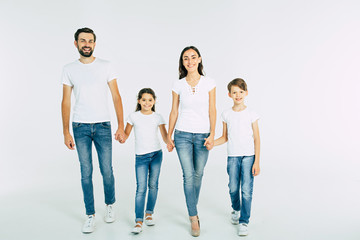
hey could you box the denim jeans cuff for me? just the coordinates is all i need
[145,210,154,214]
[135,217,143,222]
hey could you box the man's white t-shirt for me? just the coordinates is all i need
[127,111,166,155]
[61,58,117,123]
[172,76,216,133]
[221,108,260,156]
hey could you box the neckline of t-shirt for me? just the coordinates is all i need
[231,106,248,113]
[184,75,203,88]
[138,111,154,116]
[77,57,98,66]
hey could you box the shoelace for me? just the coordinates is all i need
[86,217,93,227]
[107,205,113,217]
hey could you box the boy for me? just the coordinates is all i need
[213,78,260,236]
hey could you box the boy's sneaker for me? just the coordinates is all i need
[145,215,155,226]
[238,223,248,236]
[82,215,95,233]
[131,222,143,234]
[104,204,115,223]
[231,210,240,225]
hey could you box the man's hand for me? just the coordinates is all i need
[64,133,75,150]
[114,128,126,142]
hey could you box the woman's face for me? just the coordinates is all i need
[182,49,202,74]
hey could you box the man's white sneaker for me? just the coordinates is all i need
[238,223,248,236]
[145,215,155,226]
[231,210,240,225]
[104,204,115,223]
[131,222,143,234]
[82,215,95,233]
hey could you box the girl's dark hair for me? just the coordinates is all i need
[74,27,96,42]
[178,46,204,79]
[136,88,156,112]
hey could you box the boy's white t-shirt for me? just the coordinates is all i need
[221,108,260,156]
[127,111,166,155]
[172,76,216,133]
[61,58,118,123]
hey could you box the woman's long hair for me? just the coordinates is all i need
[178,46,204,79]
[136,88,156,112]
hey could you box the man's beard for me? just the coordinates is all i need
[78,47,93,57]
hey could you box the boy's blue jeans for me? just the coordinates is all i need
[135,150,163,222]
[72,122,115,215]
[227,155,255,224]
[174,130,210,217]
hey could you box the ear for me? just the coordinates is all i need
[245,91,248,96]
[198,56,202,63]
[228,92,231,98]
[74,40,78,48]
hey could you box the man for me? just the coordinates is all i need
[61,27,125,233]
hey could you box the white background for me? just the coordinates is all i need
[0,0,359,239]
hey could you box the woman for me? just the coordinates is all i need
[167,46,216,237]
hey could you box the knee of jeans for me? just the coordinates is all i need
[241,187,253,199]
[183,174,194,185]
[136,183,147,194]
[194,170,204,179]
[148,180,159,190]
[100,166,114,178]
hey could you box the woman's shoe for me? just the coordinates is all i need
[145,215,155,226]
[190,216,200,237]
[131,222,143,234]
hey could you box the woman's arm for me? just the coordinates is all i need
[213,121,228,147]
[252,120,260,176]
[119,123,133,143]
[204,87,216,150]
[167,91,179,151]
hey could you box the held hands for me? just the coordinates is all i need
[114,128,126,143]
[167,135,175,152]
[64,133,75,150]
[204,135,214,150]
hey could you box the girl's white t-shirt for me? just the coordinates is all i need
[61,58,118,123]
[127,111,166,155]
[221,108,260,156]
[172,76,216,133]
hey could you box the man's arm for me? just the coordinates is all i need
[61,84,75,150]
[108,79,125,141]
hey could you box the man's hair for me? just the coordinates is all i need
[227,78,247,92]
[74,27,96,42]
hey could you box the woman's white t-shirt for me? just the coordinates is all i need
[127,111,166,155]
[221,108,260,156]
[172,76,216,133]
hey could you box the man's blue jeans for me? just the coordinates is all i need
[72,122,115,215]
[135,150,163,222]
[227,155,255,224]
[174,130,209,217]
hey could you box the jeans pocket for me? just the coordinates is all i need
[101,122,111,128]
[72,122,82,128]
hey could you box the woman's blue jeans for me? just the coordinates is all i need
[72,122,115,215]
[174,130,209,217]
[135,150,163,222]
[227,155,255,224]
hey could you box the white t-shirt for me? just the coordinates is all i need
[172,76,216,133]
[127,111,166,155]
[221,108,260,156]
[61,58,118,123]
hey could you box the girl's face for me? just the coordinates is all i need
[182,49,202,74]
[138,93,155,112]
[229,86,248,105]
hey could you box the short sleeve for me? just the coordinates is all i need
[250,111,260,123]
[157,113,166,125]
[107,62,118,82]
[61,67,73,86]
[206,77,216,92]
[172,80,181,94]
[126,113,135,125]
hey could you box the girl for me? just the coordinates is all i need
[120,88,169,234]
[167,46,216,237]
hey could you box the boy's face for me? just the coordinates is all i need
[228,85,248,105]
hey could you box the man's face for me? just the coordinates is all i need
[74,32,96,57]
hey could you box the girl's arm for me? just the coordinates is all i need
[204,87,217,150]
[159,124,169,144]
[120,123,133,144]
[252,120,260,176]
[213,121,228,147]
[167,91,179,152]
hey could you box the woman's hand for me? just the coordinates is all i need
[204,134,214,150]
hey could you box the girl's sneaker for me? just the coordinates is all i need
[131,222,143,234]
[238,223,248,236]
[145,215,155,226]
[82,215,95,233]
[231,210,240,225]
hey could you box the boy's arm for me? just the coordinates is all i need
[252,120,260,176]
[159,124,169,145]
[108,79,125,142]
[213,121,228,147]
[120,123,133,143]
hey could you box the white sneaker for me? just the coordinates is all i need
[104,204,115,223]
[82,215,95,233]
[131,222,143,234]
[238,223,248,236]
[231,210,240,225]
[145,215,155,226]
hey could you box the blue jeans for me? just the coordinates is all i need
[72,122,115,215]
[227,155,255,224]
[174,130,209,217]
[135,150,163,222]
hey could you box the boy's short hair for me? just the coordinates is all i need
[227,78,247,92]
[74,27,96,42]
